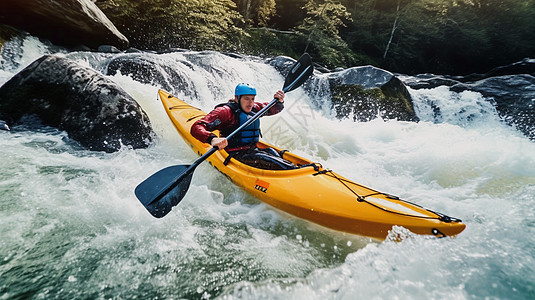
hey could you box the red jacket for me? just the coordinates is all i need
[191,101,284,147]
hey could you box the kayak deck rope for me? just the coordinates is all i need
[313,169,461,223]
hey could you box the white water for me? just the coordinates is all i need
[1,37,534,299]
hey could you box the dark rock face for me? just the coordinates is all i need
[104,52,203,101]
[402,59,535,141]
[0,119,9,130]
[451,75,535,140]
[0,0,128,49]
[454,58,535,82]
[403,58,535,90]
[327,66,418,122]
[268,55,299,74]
[0,55,152,152]
[398,73,461,90]
[270,56,418,122]
[106,54,188,92]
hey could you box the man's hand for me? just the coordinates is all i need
[211,137,228,149]
[274,90,285,103]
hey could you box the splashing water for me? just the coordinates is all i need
[1,37,534,299]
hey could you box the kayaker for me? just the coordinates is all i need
[190,83,296,170]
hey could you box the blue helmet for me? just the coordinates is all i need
[235,83,256,97]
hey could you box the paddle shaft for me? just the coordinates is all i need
[138,53,313,213]
[148,97,282,205]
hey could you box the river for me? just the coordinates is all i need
[1,36,534,299]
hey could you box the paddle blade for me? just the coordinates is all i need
[135,165,193,218]
[283,53,314,93]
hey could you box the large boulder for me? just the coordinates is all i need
[269,56,418,122]
[0,0,128,49]
[326,66,418,122]
[105,54,191,93]
[0,54,152,152]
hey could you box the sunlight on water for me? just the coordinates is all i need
[1,36,535,299]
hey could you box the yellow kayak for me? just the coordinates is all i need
[159,89,465,240]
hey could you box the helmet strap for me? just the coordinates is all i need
[235,95,243,111]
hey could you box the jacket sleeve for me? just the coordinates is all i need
[190,106,233,143]
[254,101,284,116]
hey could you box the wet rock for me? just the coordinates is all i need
[0,119,9,130]
[98,45,122,53]
[105,54,189,92]
[268,55,299,74]
[327,66,418,122]
[0,0,128,49]
[457,58,535,82]
[402,58,535,90]
[451,75,535,140]
[270,56,417,122]
[400,58,535,140]
[400,73,461,90]
[104,53,203,100]
[0,54,152,152]
[125,48,144,53]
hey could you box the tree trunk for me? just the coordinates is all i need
[244,0,252,22]
[383,2,400,60]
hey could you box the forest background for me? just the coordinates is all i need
[95,0,535,75]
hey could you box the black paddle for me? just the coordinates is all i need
[135,53,314,218]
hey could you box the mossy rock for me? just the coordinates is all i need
[0,54,153,152]
[330,77,418,122]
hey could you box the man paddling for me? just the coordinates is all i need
[191,83,296,170]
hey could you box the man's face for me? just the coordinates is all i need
[238,95,255,113]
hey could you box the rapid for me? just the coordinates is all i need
[1,36,534,299]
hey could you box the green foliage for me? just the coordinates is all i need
[257,0,277,26]
[234,0,277,27]
[93,0,535,74]
[296,0,357,68]
[95,0,246,51]
[346,0,535,74]
[242,28,306,58]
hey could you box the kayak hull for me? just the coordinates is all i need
[158,89,466,240]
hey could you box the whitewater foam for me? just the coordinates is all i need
[1,36,534,299]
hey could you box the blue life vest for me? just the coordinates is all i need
[217,102,261,148]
